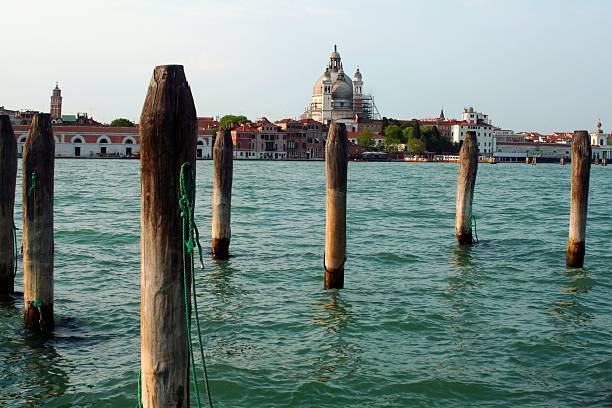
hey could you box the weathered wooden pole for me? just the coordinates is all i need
[560,157,564,166]
[0,115,17,295]
[22,113,54,331]
[211,129,233,259]
[140,65,196,406]
[455,131,478,245]
[324,122,348,289]
[566,130,591,268]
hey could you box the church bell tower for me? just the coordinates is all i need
[50,83,62,120]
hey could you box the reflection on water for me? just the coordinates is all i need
[207,259,243,303]
[451,244,473,269]
[0,323,70,405]
[311,291,361,382]
[550,269,594,324]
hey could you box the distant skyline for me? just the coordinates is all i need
[1,0,611,133]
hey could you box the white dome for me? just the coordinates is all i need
[332,79,352,100]
[313,68,352,96]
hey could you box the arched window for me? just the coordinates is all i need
[18,136,27,143]
[125,139,134,144]
[99,138,109,144]
[73,138,83,143]
[197,140,204,145]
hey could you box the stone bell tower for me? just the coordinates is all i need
[50,83,62,120]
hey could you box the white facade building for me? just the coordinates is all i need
[451,107,495,155]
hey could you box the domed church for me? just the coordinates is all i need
[304,45,377,124]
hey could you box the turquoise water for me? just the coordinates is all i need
[0,160,611,407]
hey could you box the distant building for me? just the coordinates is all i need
[591,118,612,146]
[0,106,19,123]
[50,83,62,120]
[304,45,379,125]
[418,109,457,139]
[451,107,495,155]
[13,122,213,159]
[276,119,307,159]
[494,142,571,160]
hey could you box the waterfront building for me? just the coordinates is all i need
[591,119,612,146]
[451,107,495,155]
[304,45,379,126]
[494,142,572,161]
[590,119,612,160]
[231,124,258,159]
[276,119,308,159]
[14,125,140,158]
[13,122,213,159]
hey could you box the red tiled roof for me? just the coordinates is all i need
[232,125,259,133]
[13,125,139,133]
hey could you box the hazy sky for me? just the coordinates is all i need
[2,0,611,132]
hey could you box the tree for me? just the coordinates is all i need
[219,114,248,130]
[402,126,413,142]
[384,124,404,150]
[110,118,134,127]
[411,120,421,140]
[357,128,376,151]
[408,137,426,154]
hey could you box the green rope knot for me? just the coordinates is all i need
[28,171,37,197]
[470,214,479,244]
[30,299,42,308]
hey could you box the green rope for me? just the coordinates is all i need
[470,214,479,244]
[28,171,37,197]
[135,369,142,408]
[135,163,212,408]
[12,223,17,278]
[179,162,213,408]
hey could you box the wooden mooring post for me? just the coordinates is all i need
[22,113,55,331]
[211,129,233,259]
[140,65,197,406]
[566,130,591,268]
[324,122,348,289]
[0,115,17,295]
[455,131,478,245]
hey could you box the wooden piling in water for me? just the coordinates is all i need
[211,129,233,259]
[139,65,197,406]
[560,157,564,166]
[455,131,478,245]
[0,115,17,295]
[566,130,591,268]
[22,113,54,331]
[324,122,348,289]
